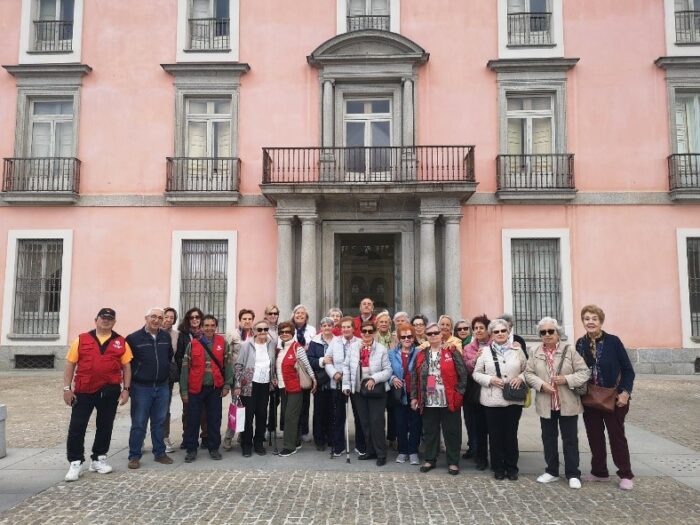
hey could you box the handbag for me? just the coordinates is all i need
[388,385,404,406]
[168,360,180,383]
[295,360,314,390]
[558,346,588,396]
[490,347,528,402]
[581,383,618,413]
[360,377,385,398]
[228,398,245,433]
[315,368,331,389]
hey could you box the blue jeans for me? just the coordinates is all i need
[184,386,223,453]
[128,382,170,460]
[393,403,422,455]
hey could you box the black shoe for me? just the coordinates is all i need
[242,448,252,458]
[255,446,267,456]
[180,442,187,450]
[278,448,297,457]
[494,472,505,480]
[462,449,474,460]
[376,458,386,466]
[209,450,222,460]
[358,453,378,461]
[185,451,197,463]
[475,461,488,471]
[315,444,326,452]
[200,439,209,450]
[420,463,435,473]
[507,472,519,481]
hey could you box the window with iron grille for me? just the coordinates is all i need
[180,240,228,332]
[687,237,700,338]
[12,239,63,336]
[511,238,562,336]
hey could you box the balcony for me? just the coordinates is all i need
[2,158,80,204]
[31,20,73,53]
[347,15,390,32]
[675,11,700,44]
[187,18,230,51]
[669,154,700,201]
[507,12,553,47]
[165,157,240,205]
[496,154,575,201]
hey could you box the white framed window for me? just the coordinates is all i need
[177,0,240,62]
[677,229,700,347]
[497,0,563,58]
[337,0,400,34]
[1,230,73,345]
[18,0,84,64]
[675,92,700,153]
[186,98,232,158]
[28,99,74,158]
[502,229,573,338]
[343,98,392,177]
[170,231,237,334]
[506,94,554,155]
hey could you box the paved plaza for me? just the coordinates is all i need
[0,373,699,524]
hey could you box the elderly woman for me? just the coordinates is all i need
[524,317,590,489]
[419,315,462,352]
[473,318,527,480]
[575,305,636,491]
[375,311,393,348]
[290,304,316,443]
[391,311,410,346]
[388,323,421,465]
[264,305,280,340]
[233,320,277,457]
[342,320,392,466]
[328,308,343,336]
[307,316,335,451]
[276,321,316,457]
[411,315,428,345]
[411,322,468,475]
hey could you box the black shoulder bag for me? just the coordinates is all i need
[490,346,527,402]
[200,339,225,376]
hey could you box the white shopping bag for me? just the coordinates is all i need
[235,404,246,433]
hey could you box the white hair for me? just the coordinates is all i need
[145,307,164,316]
[487,318,510,335]
[536,316,565,337]
[393,311,409,322]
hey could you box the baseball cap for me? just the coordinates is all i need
[97,308,116,319]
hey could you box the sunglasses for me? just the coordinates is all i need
[399,335,414,340]
[539,329,556,336]
[268,311,279,316]
[189,315,201,320]
[492,329,508,335]
[361,329,375,334]
[256,327,270,333]
[425,331,440,336]
[279,330,293,335]
[456,327,470,331]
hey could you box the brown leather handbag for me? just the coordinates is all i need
[581,373,620,413]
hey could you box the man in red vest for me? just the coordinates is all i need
[62,308,132,482]
[353,297,376,338]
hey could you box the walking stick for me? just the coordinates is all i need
[345,392,351,464]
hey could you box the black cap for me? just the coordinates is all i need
[97,308,116,319]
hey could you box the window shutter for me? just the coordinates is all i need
[371,0,389,16]
[214,121,231,157]
[192,0,211,18]
[532,118,553,154]
[39,0,57,20]
[187,121,208,157]
[676,98,692,154]
[349,0,367,16]
[507,119,524,154]
[31,123,52,157]
[507,0,527,14]
[55,122,73,157]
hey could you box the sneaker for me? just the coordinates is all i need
[164,438,175,453]
[295,444,303,451]
[209,450,223,460]
[582,473,610,482]
[301,433,312,443]
[89,455,113,474]
[409,454,420,465]
[65,460,83,482]
[278,448,297,457]
[537,473,559,484]
[222,437,233,450]
[332,450,345,458]
[127,458,140,470]
[154,455,174,465]
[184,451,197,463]
[255,446,267,456]
[395,454,407,464]
[354,448,364,455]
[569,478,582,489]
[619,478,634,491]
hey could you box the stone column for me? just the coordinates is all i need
[402,78,414,146]
[275,216,294,320]
[322,80,334,148]
[0,404,6,459]
[444,215,463,321]
[419,215,438,323]
[299,216,318,326]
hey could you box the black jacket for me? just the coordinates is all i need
[126,327,174,386]
[575,331,635,394]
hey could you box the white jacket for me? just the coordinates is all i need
[342,340,391,393]
[473,343,527,407]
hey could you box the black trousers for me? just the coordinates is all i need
[464,402,488,464]
[267,388,281,432]
[484,405,523,475]
[330,389,347,454]
[299,389,311,436]
[353,392,387,459]
[241,382,270,451]
[184,386,222,453]
[312,388,333,447]
[422,406,462,467]
[386,401,396,441]
[541,411,581,479]
[66,385,121,462]
[350,393,366,453]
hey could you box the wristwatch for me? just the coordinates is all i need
[63,386,71,392]
[123,386,130,392]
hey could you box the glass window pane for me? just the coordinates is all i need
[59,101,74,115]
[346,122,366,172]
[530,0,548,13]
[370,121,390,147]
[507,97,524,111]
[39,0,57,20]
[61,0,75,21]
[188,100,208,115]
[532,118,553,154]
[371,0,389,15]
[187,121,208,157]
[371,100,390,114]
[688,238,700,337]
[507,118,525,154]
[34,102,61,115]
[346,101,366,114]
[531,96,551,111]
[214,100,231,114]
[216,0,229,18]
[214,121,231,156]
[346,121,365,147]
[192,0,211,18]
[55,122,73,157]
[349,0,367,16]
[31,123,52,157]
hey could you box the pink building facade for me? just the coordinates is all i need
[0,0,699,373]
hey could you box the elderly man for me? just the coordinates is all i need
[63,308,132,482]
[125,307,175,469]
[352,297,376,338]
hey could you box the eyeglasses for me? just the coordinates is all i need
[539,329,556,336]
[456,327,470,332]
[412,322,425,326]
[399,335,414,340]
[256,327,270,333]
[268,311,279,316]
[492,329,508,335]
[189,315,201,320]
[279,330,293,335]
[425,331,440,336]
[361,329,375,334]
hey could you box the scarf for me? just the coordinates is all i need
[360,345,371,367]
[491,341,509,356]
[295,324,307,347]
[376,331,392,348]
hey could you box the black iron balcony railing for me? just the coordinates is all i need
[497,154,574,190]
[669,153,700,190]
[262,146,475,184]
[507,12,552,46]
[347,15,390,32]
[2,157,80,193]
[32,20,73,52]
[675,10,700,44]
[188,18,230,50]
[166,157,240,192]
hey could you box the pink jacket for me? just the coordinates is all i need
[463,337,491,373]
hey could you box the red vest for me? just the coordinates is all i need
[353,315,377,338]
[73,331,126,394]
[188,335,226,394]
[415,346,463,413]
[280,341,302,394]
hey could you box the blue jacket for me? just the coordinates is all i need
[126,327,174,386]
[575,331,635,394]
[308,335,332,391]
[388,344,419,405]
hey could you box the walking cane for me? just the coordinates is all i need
[330,381,339,459]
[345,392,351,464]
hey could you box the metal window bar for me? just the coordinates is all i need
[688,238,700,338]
[668,154,700,190]
[12,239,63,336]
[188,18,230,50]
[675,10,700,44]
[32,20,73,52]
[507,12,552,46]
[15,355,55,369]
[511,238,562,337]
[347,15,390,31]
[2,158,80,193]
[180,240,228,333]
[166,157,239,192]
[497,154,574,190]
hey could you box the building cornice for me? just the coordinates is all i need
[487,57,579,73]
[3,63,92,80]
[161,62,250,76]
[655,56,700,69]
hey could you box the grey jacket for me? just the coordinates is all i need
[342,340,392,393]
[234,338,277,396]
[325,335,360,389]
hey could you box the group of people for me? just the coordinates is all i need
[62,300,636,491]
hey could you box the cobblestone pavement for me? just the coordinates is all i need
[1,469,699,525]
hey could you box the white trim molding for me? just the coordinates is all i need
[677,228,700,348]
[169,230,237,331]
[497,0,564,59]
[502,228,574,338]
[18,0,84,64]
[176,0,240,63]
[664,0,700,56]
[337,0,400,34]
[1,229,73,346]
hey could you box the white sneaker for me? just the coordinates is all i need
[65,460,83,482]
[537,473,559,484]
[409,454,420,465]
[89,455,113,474]
[569,478,582,489]
[395,454,407,464]
[164,438,175,453]
[301,433,312,443]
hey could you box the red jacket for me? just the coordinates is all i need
[73,331,126,394]
[188,335,226,394]
[414,347,464,413]
[353,315,377,338]
[280,341,303,394]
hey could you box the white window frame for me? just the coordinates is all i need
[665,0,700,55]
[677,228,700,348]
[28,99,75,157]
[497,0,563,58]
[177,0,240,62]
[185,98,233,158]
[1,230,73,346]
[18,0,83,64]
[169,231,237,333]
[337,0,400,34]
[505,94,555,154]
[502,228,574,338]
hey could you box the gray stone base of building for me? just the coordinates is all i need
[627,348,700,375]
[0,346,63,372]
